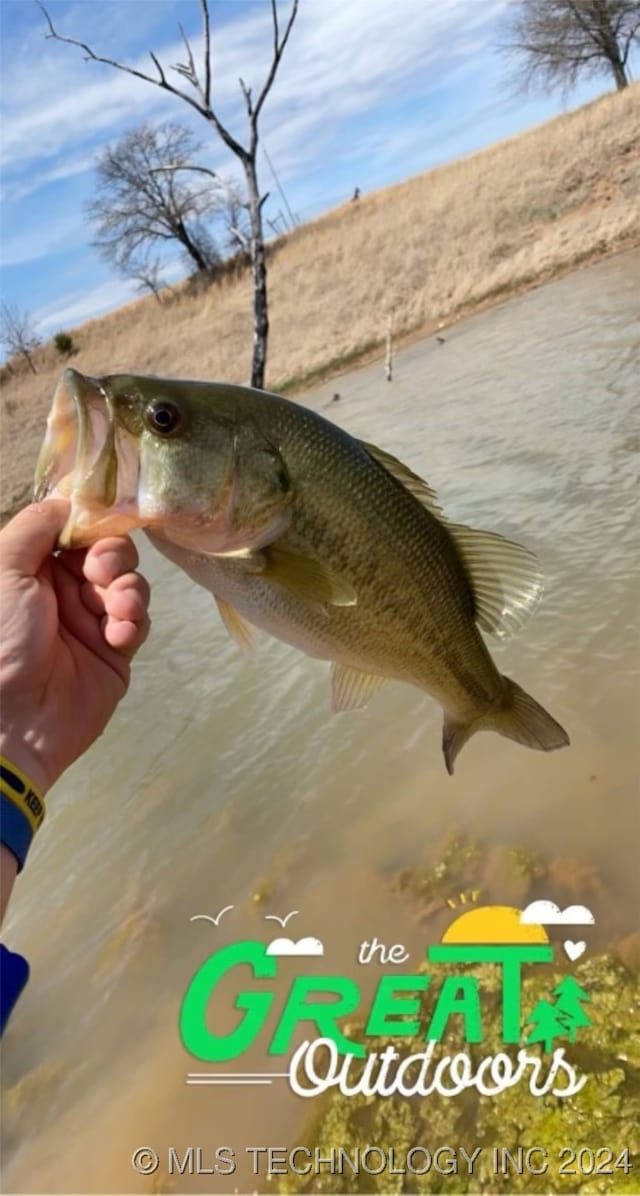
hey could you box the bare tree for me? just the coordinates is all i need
[150,162,252,261]
[221,181,252,260]
[0,302,41,374]
[40,0,299,390]
[501,0,639,95]
[88,122,221,280]
[130,256,174,305]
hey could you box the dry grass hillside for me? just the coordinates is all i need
[1,84,639,518]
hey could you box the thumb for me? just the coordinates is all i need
[0,500,71,576]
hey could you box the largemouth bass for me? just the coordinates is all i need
[35,368,569,773]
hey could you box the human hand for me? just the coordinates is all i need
[0,500,150,795]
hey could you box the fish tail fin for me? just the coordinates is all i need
[442,676,570,775]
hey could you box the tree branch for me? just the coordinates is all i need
[151,162,250,209]
[174,22,200,90]
[38,2,206,112]
[251,0,299,133]
[228,223,250,249]
[621,17,640,62]
[148,51,167,86]
[239,76,253,117]
[200,0,212,107]
[37,1,249,163]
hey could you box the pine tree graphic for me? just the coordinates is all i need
[552,976,592,1043]
[525,999,569,1052]
[526,976,591,1051]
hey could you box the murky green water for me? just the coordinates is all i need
[2,250,639,1193]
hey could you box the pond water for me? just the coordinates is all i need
[2,249,639,1193]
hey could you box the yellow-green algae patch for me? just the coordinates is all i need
[278,832,640,1194]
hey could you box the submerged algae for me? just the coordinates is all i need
[279,834,640,1194]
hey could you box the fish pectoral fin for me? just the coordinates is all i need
[331,663,386,712]
[214,596,256,653]
[359,440,444,517]
[448,523,543,639]
[263,545,357,608]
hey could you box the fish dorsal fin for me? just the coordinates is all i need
[264,544,357,608]
[331,663,387,712]
[360,440,444,517]
[448,524,543,639]
[214,596,255,653]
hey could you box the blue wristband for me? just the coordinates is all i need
[0,792,34,871]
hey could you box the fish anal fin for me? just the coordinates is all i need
[264,544,357,608]
[359,440,444,517]
[214,596,255,653]
[448,523,544,639]
[331,663,386,712]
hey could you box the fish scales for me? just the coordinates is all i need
[34,370,570,772]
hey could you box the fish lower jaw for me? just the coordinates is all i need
[58,500,146,549]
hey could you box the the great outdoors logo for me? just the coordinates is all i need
[179,898,595,1099]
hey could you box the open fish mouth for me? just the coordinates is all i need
[34,368,141,548]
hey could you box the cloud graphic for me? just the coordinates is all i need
[266,936,324,957]
[520,900,595,926]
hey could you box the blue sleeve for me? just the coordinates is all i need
[0,943,30,1036]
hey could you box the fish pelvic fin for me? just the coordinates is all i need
[442,677,570,774]
[214,595,256,653]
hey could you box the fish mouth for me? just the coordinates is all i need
[34,368,141,548]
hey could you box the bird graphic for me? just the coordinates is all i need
[190,905,235,927]
[264,910,299,928]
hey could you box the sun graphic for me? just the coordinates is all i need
[442,905,549,944]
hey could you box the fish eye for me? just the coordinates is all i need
[145,401,182,436]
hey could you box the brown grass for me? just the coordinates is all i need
[1,85,638,519]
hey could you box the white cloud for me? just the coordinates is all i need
[520,901,595,926]
[266,936,324,957]
[2,0,510,185]
[34,277,138,333]
[1,212,87,270]
[2,0,517,328]
[1,152,95,204]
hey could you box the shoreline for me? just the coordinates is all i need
[283,235,640,397]
[2,239,637,527]
[2,83,638,522]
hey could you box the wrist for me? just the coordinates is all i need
[0,754,46,875]
[0,731,53,797]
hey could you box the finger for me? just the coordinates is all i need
[57,547,90,581]
[105,572,150,622]
[81,572,150,622]
[103,609,151,654]
[52,557,130,688]
[83,537,139,587]
[0,500,70,575]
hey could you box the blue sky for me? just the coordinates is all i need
[0,0,626,338]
